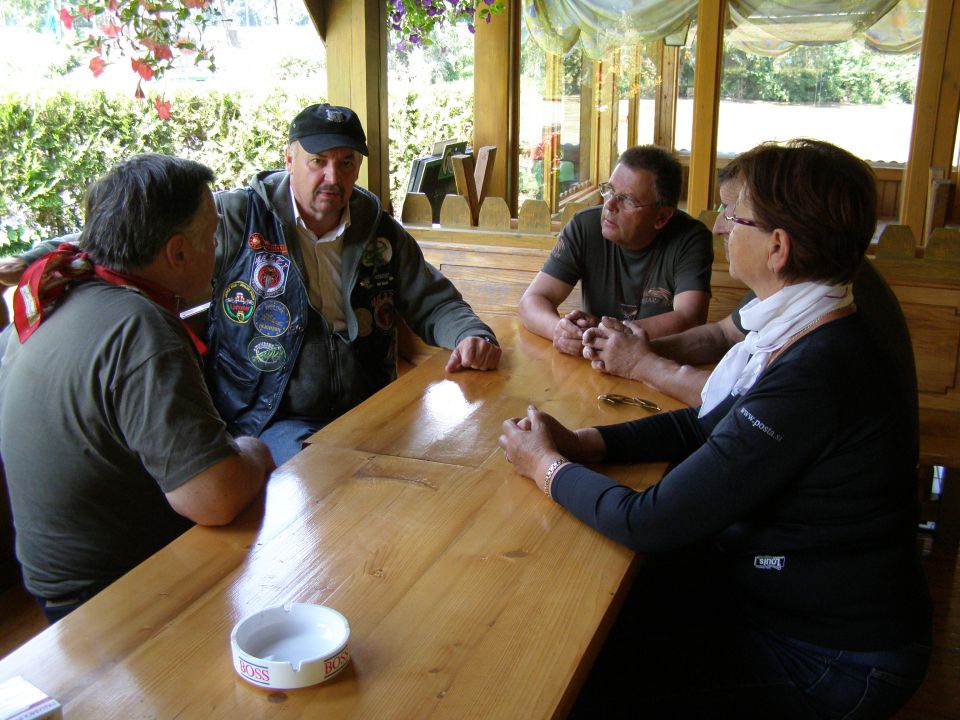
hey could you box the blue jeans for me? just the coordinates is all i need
[33,585,103,624]
[258,416,327,465]
[569,556,930,720]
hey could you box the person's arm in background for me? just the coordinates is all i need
[518,271,596,356]
[583,314,745,407]
[0,235,79,286]
[385,219,501,371]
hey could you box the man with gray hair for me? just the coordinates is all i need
[0,154,275,622]
[205,103,501,463]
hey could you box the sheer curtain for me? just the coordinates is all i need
[522,0,926,58]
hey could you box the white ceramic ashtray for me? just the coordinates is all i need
[231,603,350,689]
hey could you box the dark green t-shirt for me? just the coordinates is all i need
[0,282,237,599]
[542,206,713,320]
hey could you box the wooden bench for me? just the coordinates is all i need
[404,197,960,542]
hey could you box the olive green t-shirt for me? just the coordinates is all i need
[542,206,713,320]
[0,281,237,599]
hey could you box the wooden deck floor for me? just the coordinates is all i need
[0,539,957,718]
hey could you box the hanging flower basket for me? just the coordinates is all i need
[59,0,220,119]
[388,0,504,54]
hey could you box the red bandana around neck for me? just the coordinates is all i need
[13,242,207,355]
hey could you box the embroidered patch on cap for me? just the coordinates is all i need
[253,300,291,338]
[251,253,291,297]
[223,281,256,324]
[247,336,286,372]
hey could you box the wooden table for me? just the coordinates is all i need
[0,316,681,719]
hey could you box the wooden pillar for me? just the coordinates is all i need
[597,51,619,178]
[654,42,679,151]
[625,45,642,149]
[321,0,389,205]
[474,0,520,216]
[901,0,960,244]
[687,0,725,217]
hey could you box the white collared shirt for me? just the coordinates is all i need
[291,185,348,332]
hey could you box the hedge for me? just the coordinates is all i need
[0,84,473,255]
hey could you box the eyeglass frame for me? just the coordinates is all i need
[718,200,764,229]
[598,182,660,212]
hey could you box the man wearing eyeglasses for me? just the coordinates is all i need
[519,145,713,357]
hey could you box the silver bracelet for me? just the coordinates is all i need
[543,458,569,499]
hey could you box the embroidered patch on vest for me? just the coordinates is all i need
[247,232,288,255]
[251,253,290,298]
[372,291,395,331]
[361,237,393,267]
[223,281,256,324]
[253,300,291,338]
[247,336,286,372]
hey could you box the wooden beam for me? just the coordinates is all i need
[654,42,679,151]
[687,0,726,217]
[474,0,520,216]
[302,0,326,39]
[597,52,619,178]
[323,0,389,207]
[901,0,960,244]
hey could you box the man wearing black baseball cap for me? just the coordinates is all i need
[6,103,501,466]
[202,103,501,463]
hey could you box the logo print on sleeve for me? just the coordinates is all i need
[251,253,291,298]
[223,281,256,324]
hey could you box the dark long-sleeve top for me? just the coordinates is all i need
[552,314,931,651]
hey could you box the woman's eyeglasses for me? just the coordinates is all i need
[718,201,763,229]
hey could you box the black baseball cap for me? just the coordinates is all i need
[288,103,369,156]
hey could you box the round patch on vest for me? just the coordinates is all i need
[372,291,395,331]
[361,236,393,267]
[356,308,373,337]
[247,233,265,251]
[253,300,291,338]
[251,253,291,297]
[247,336,286,372]
[223,281,256,324]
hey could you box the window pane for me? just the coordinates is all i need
[716,40,920,164]
[519,35,591,208]
[618,44,658,155]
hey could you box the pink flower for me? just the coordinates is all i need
[131,58,155,81]
[153,97,172,120]
[153,43,172,60]
[59,8,74,30]
[100,22,121,37]
[134,81,145,99]
[183,0,210,7]
[78,6,96,18]
[89,56,107,77]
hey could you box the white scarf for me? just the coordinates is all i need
[698,281,853,417]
